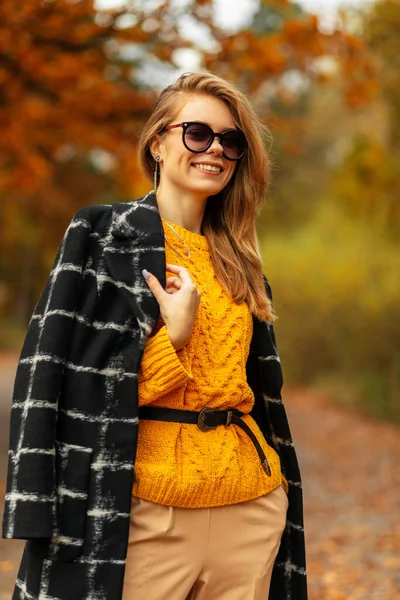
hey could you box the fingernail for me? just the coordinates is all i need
[142,269,151,280]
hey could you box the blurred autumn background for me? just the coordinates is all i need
[0,0,400,598]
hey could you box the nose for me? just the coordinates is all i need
[206,136,223,155]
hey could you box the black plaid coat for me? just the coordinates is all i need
[2,191,307,600]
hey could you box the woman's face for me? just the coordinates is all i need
[155,94,239,199]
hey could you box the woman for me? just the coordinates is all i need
[3,72,307,600]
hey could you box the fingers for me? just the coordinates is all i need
[165,263,182,273]
[166,264,192,283]
[143,266,199,303]
[165,277,180,295]
[141,269,167,303]
[166,264,198,291]
[143,265,201,349]
[166,276,182,289]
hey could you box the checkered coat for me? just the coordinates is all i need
[2,191,307,600]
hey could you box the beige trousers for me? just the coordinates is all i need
[122,485,288,600]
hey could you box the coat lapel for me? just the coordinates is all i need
[104,191,166,337]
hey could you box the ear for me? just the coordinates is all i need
[150,135,163,161]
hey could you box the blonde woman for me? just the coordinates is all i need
[3,72,307,600]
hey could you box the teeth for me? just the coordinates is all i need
[194,164,221,173]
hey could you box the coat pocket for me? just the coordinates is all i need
[54,442,93,561]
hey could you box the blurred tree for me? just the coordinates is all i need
[333,134,400,230]
[364,0,400,147]
[0,0,377,323]
[0,0,377,198]
[203,0,379,232]
[205,0,378,127]
[331,0,400,233]
[256,2,400,421]
[0,0,189,198]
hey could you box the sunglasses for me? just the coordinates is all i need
[164,121,248,161]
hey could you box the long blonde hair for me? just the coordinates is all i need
[139,72,275,323]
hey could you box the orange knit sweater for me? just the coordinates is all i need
[132,218,286,508]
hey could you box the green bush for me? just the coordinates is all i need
[261,202,400,421]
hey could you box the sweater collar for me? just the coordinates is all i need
[162,218,209,253]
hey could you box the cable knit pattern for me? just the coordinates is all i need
[133,218,287,508]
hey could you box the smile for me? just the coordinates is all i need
[192,163,222,173]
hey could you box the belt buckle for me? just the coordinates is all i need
[197,407,217,432]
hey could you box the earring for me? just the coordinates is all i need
[153,156,160,193]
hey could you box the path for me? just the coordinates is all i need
[0,354,399,599]
[292,387,400,599]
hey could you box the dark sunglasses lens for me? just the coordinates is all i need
[221,130,247,159]
[184,124,213,151]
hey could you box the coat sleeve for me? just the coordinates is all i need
[263,275,278,348]
[2,206,92,540]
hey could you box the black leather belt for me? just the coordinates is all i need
[138,406,271,476]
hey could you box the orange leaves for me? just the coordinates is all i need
[23,97,49,121]
[17,154,53,193]
[0,0,215,201]
[205,5,378,116]
[206,30,288,86]
[0,0,379,201]
[344,78,381,110]
[282,14,319,46]
[0,0,154,197]
[280,15,326,68]
[152,45,175,62]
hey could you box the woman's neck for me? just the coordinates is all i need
[155,184,207,235]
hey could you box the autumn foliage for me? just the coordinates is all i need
[0,0,178,196]
[0,0,377,198]
[0,0,383,326]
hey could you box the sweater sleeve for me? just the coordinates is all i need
[138,325,193,406]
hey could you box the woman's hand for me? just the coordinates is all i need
[142,264,201,351]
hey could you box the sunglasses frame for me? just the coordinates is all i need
[164,121,247,161]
